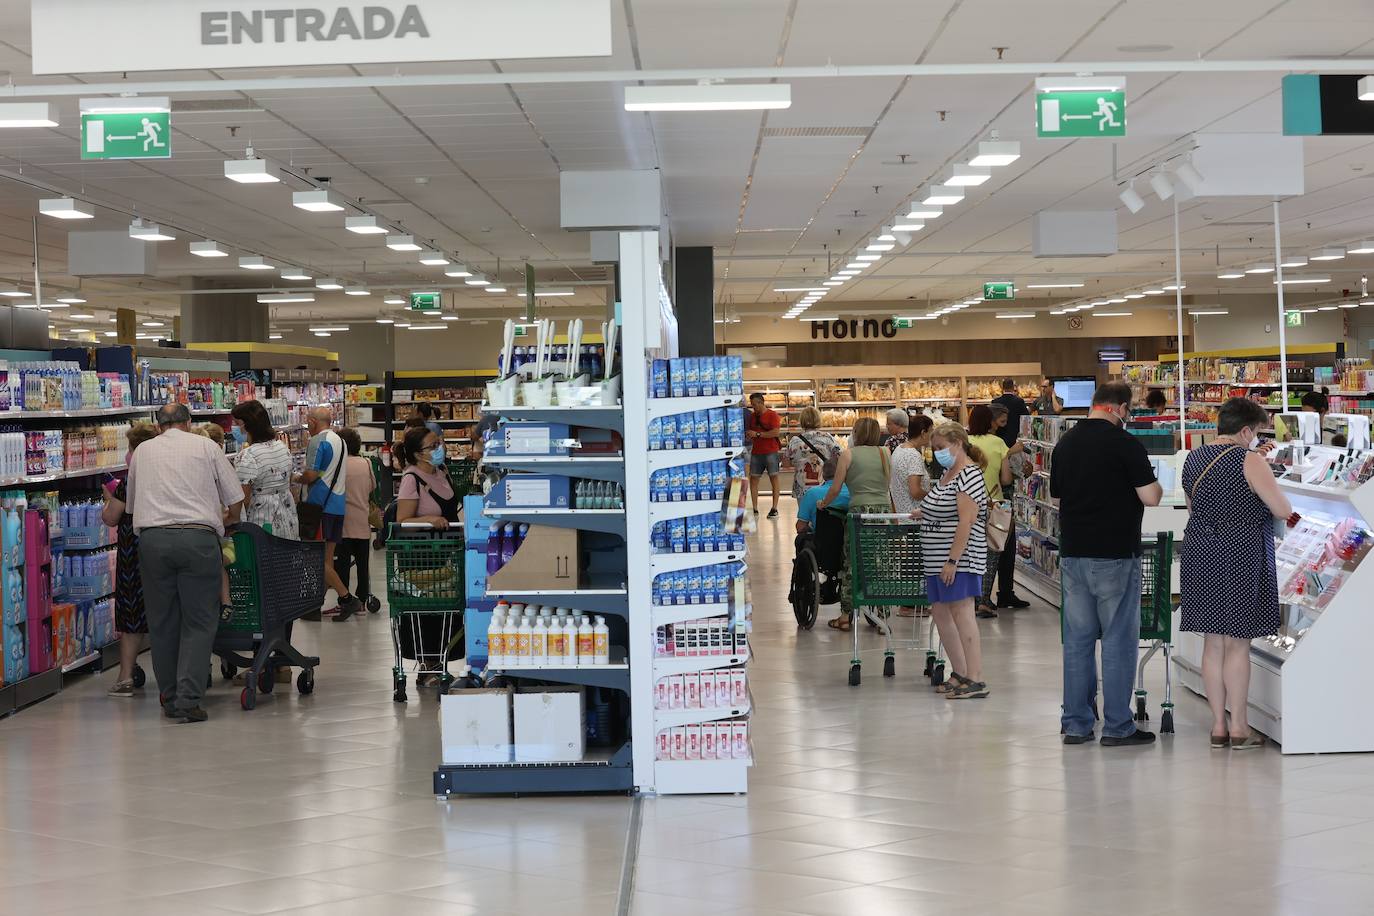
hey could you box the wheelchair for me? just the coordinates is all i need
[789,505,847,629]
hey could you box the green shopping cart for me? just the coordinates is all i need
[845,512,938,687]
[385,523,464,702]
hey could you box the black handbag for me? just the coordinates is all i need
[297,442,345,538]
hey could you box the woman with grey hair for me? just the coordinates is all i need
[784,405,839,500]
[883,407,909,451]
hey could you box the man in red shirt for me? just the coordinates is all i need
[745,393,784,519]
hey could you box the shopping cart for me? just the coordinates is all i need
[1058,531,1177,734]
[385,523,464,702]
[1133,532,1176,733]
[845,513,938,687]
[215,523,325,711]
[446,458,479,500]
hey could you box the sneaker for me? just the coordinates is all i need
[107,679,135,698]
[767,508,779,519]
[1063,733,1094,745]
[301,609,322,622]
[998,595,1032,609]
[159,692,178,718]
[175,706,209,723]
[1101,729,1156,747]
[332,594,363,622]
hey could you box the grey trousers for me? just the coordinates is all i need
[139,527,222,710]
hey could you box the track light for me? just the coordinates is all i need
[1119,182,1145,214]
[1149,172,1174,202]
[1175,160,1205,195]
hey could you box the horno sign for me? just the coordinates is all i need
[31,0,613,74]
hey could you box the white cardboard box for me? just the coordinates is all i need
[440,687,513,764]
[514,687,586,762]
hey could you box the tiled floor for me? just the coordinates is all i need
[4,501,1374,914]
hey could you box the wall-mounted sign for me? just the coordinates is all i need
[1283,75,1374,136]
[811,318,898,340]
[982,281,1015,300]
[409,290,441,312]
[81,112,170,160]
[1036,90,1126,138]
[31,0,613,74]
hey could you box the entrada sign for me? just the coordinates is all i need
[31,0,613,74]
[811,318,899,340]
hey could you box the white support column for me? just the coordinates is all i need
[1173,196,1186,438]
[1273,199,1290,407]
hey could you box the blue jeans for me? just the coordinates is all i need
[1061,556,1142,738]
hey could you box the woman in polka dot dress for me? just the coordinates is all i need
[1180,398,1292,751]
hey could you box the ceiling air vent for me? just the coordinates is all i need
[762,126,870,138]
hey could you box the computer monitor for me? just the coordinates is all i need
[1053,376,1097,410]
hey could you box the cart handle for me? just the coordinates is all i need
[398,521,464,529]
[851,513,922,523]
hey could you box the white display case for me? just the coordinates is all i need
[1174,454,1374,754]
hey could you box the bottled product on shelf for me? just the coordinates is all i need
[653,621,747,658]
[1,361,134,413]
[485,605,612,668]
[654,670,747,709]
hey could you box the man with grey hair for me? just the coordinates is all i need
[295,407,360,620]
[127,403,244,723]
[883,407,909,452]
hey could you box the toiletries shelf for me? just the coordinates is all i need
[481,404,625,432]
[485,588,628,618]
[0,407,150,420]
[652,647,751,676]
[0,463,128,488]
[654,700,752,730]
[483,507,626,535]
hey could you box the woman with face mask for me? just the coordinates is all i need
[817,417,896,631]
[913,422,991,699]
[1180,397,1293,750]
[230,399,299,541]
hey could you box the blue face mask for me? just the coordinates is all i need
[934,447,955,469]
[429,445,447,466]
[231,425,246,444]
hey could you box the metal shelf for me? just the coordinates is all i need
[817,400,896,408]
[652,647,750,676]
[481,403,624,432]
[652,602,748,628]
[653,757,752,794]
[434,742,633,796]
[483,507,626,535]
[654,700,751,730]
[485,654,630,690]
[649,499,727,523]
[646,394,743,421]
[485,588,628,617]
[649,550,746,574]
[646,447,743,472]
[0,463,127,488]
[482,453,625,483]
[0,406,150,420]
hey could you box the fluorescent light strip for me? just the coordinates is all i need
[774,287,827,293]
[387,234,422,251]
[1025,281,1084,289]
[345,216,389,234]
[995,312,1035,319]
[223,158,280,184]
[40,197,94,220]
[1094,311,1132,317]
[0,102,58,127]
[1189,309,1228,316]
[624,83,791,112]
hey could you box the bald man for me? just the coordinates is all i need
[295,407,361,619]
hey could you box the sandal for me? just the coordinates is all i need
[935,673,968,694]
[1210,734,1230,749]
[827,615,852,631]
[947,680,990,699]
[975,603,999,619]
[1230,734,1265,751]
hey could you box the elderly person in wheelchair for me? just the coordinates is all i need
[789,455,849,629]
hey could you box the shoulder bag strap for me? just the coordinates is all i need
[323,434,345,493]
[1186,444,1242,499]
[798,432,830,462]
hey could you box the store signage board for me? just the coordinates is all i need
[81,112,171,160]
[30,0,613,74]
[1036,90,1126,138]
[409,291,441,312]
[1283,75,1374,136]
[982,282,1015,301]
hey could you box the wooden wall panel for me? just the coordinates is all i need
[782,337,1176,378]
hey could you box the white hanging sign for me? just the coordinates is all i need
[31,0,613,75]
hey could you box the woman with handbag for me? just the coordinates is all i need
[817,417,895,631]
[968,404,1017,619]
[784,406,839,501]
[331,428,378,617]
[1181,398,1292,750]
[913,423,990,699]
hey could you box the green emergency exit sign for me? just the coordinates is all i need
[81,111,171,160]
[409,291,441,311]
[1286,310,1304,328]
[983,282,1015,300]
[893,317,914,329]
[1036,90,1126,138]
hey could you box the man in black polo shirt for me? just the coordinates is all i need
[991,378,1028,448]
[1049,382,1162,747]
[989,380,1031,609]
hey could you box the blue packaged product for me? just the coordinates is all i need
[651,359,669,398]
[686,566,703,604]
[698,357,715,396]
[651,575,663,605]
[712,461,728,499]
[699,463,714,501]
[660,413,677,450]
[652,521,668,551]
[685,514,702,553]
[680,463,697,499]
[714,356,730,397]
[694,410,710,449]
[673,571,689,604]
[669,518,686,553]
[712,565,727,604]
[650,469,665,502]
[669,358,686,398]
[727,355,744,394]
[668,464,685,501]
[683,357,700,397]
[709,408,725,448]
[727,409,745,448]
[647,417,662,451]
[732,531,746,552]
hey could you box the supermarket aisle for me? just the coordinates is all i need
[3,507,1374,915]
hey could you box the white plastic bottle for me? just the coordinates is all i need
[514,614,533,664]
[487,612,506,667]
[593,615,610,665]
[530,617,548,666]
[576,615,594,665]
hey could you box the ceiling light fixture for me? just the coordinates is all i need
[1124,293,1146,299]
[623,82,791,112]
[1216,269,1245,279]
[406,324,448,331]
[39,197,94,220]
[189,240,229,258]
[239,255,275,270]
[1347,240,1374,255]
[1094,311,1133,317]
[1162,282,1186,291]
[1274,276,1331,285]
[1245,263,1274,275]
[856,253,882,262]
[995,312,1036,319]
[822,280,844,287]
[968,139,1021,167]
[947,164,992,186]
[1149,172,1174,202]
[922,184,965,206]
[1318,305,1339,311]
[486,286,508,293]
[1119,182,1145,214]
[80,96,170,114]
[343,286,371,296]
[315,278,343,290]
[1035,75,1127,93]
[905,204,943,220]
[445,264,473,278]
[1143,287,1166,295]
[1024,280,1085,289]
[417,250,450,266]
[844,261,868,270]
[1280,254,1309,268]
[440,314,460,321]
[293,189,345,212]
[68,311,94,318]
[1360,76,1374,101]
[866,238,895,252]
[890,223,922,236]
[774,287,827,293]
[1311,247,1346,261]
[465,274,490,287]
[386,234,421,252]
[0,288,30,298]
[223,158,280,184]
[375,316,395,324]
[309,326,349,333]
[876,227,897,242]
[256,293,316,304]
[279,266,313,281]
[1174,159,1205,195]
[141,320,165,327]
[128,219,175,241]
[383,296,406,305]
[313,331,331,337]
[344,215,388,234]
[104,331,117,338]
[1189,309,1229,316]
[0,102,58,127]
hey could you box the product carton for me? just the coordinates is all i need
[486,525,582,590]
[513,686,586,762]
[439,686,513,764]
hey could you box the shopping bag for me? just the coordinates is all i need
[986,500,1013,553]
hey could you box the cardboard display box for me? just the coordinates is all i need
[486,525,581,590]
[514,686,586,762]
[440,686,513,764]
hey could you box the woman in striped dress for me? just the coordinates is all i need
[914,423,990,699]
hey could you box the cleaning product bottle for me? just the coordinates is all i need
[548,615,567,666]
[499,522,517,568]
[530,618,548,666]
[593,615,610,665]
[455,664,483,689]
[514,613,532,665]
[576,615,594,664]
[487,612,506,667]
